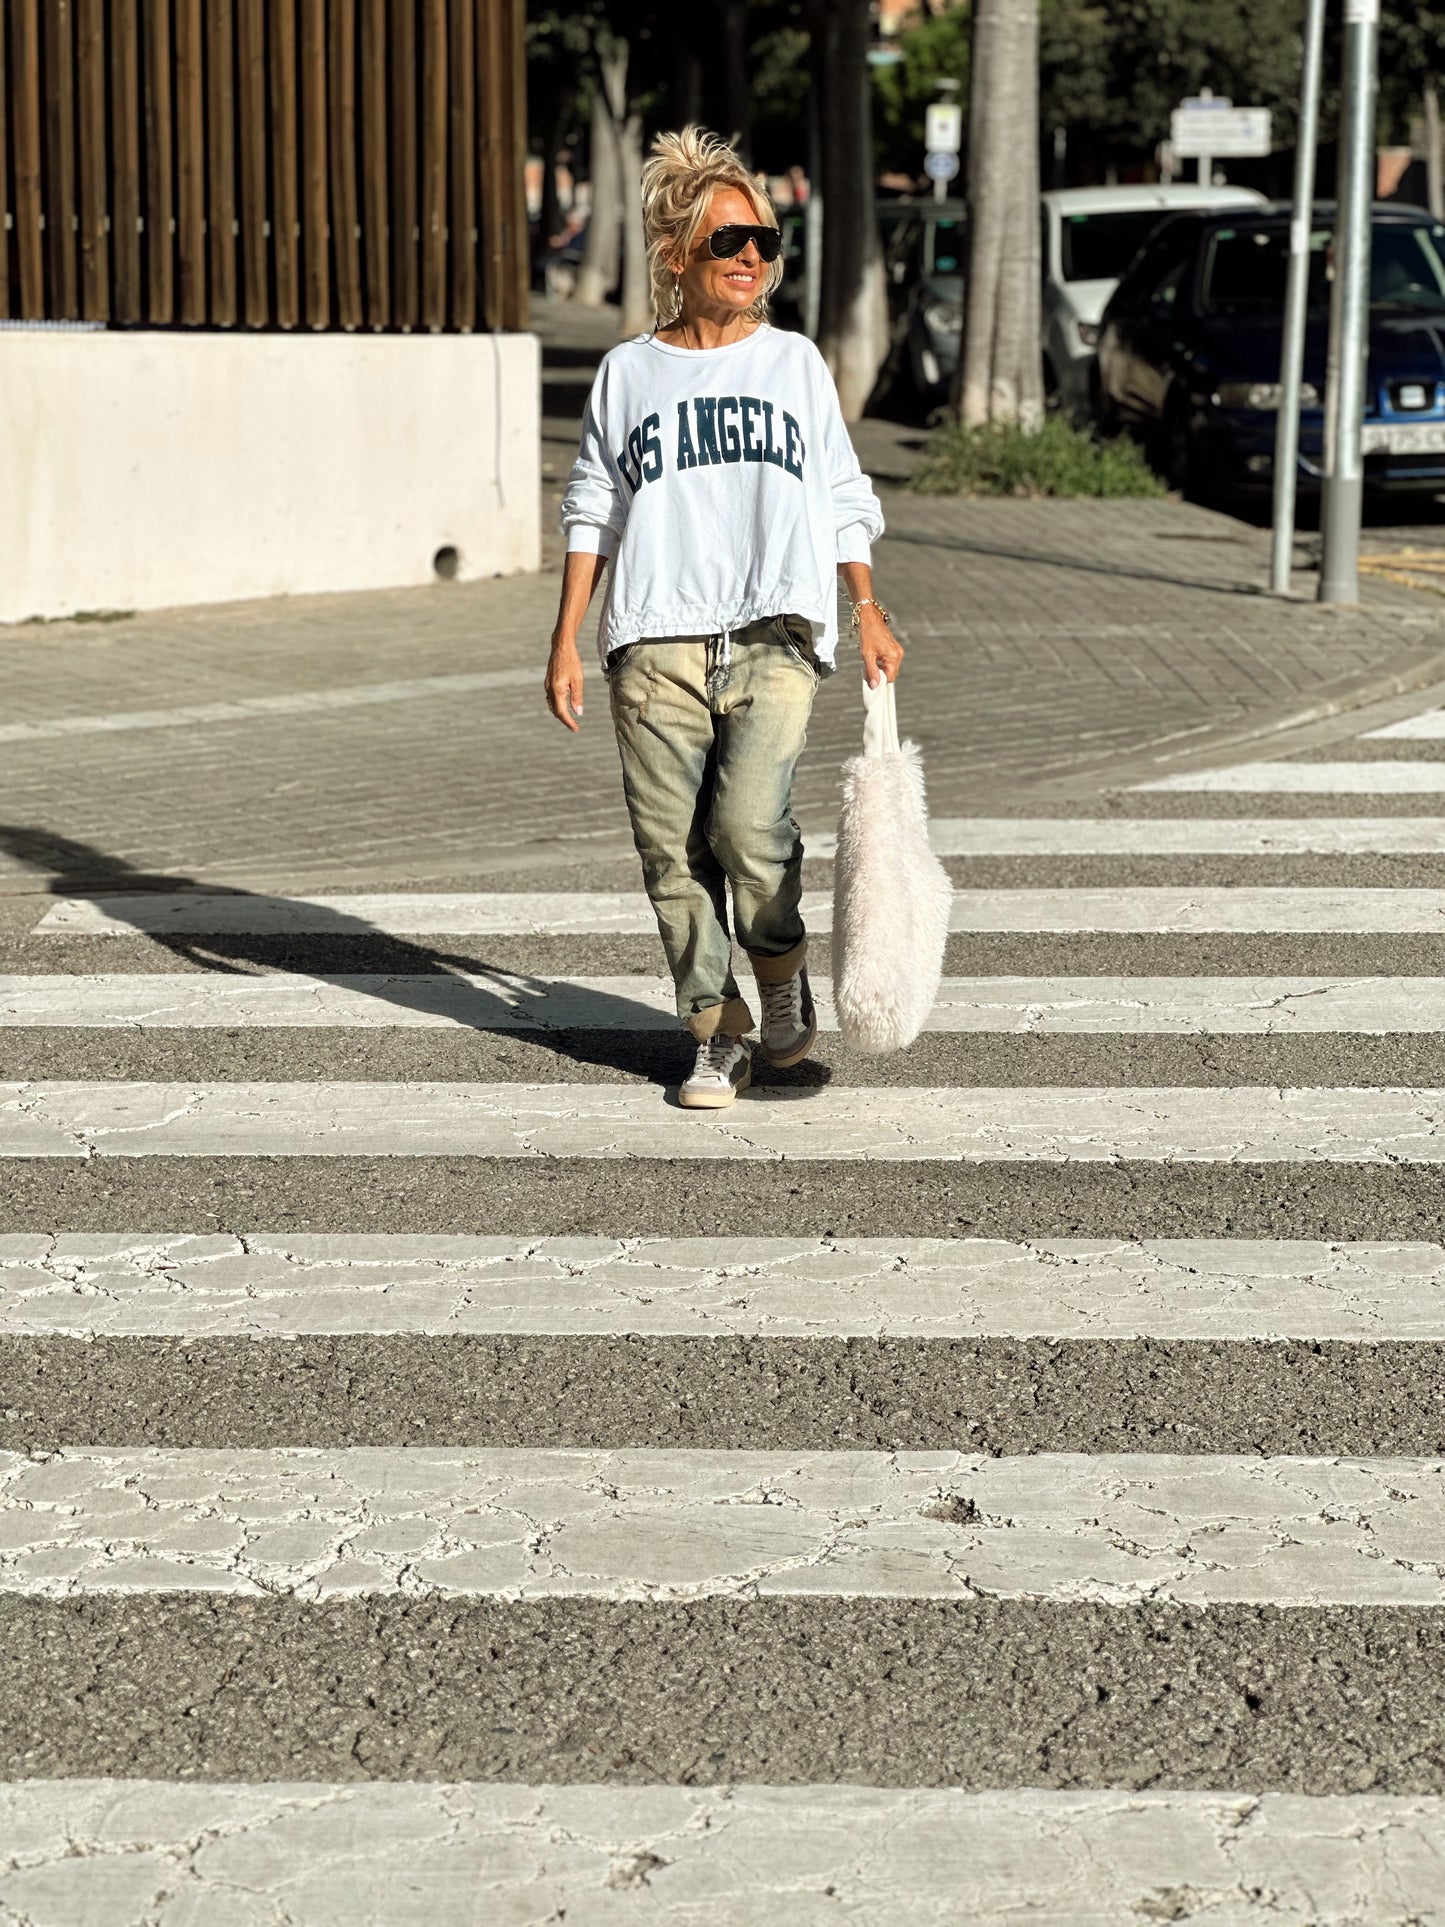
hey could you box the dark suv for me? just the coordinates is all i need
[1094,201,1445,500]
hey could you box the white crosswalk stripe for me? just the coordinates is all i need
[1364,706,1445,740]
[6,1782,1445,1925]
[828,815,1445,854]
[18,697,1445,1909]
[3,1445,1440,1604]
[7,1233,1444,1337]
[1135,760,1445,793]
[17,971,1445,1031]
[6,1079,1445,1160]
[37,884,1445,935]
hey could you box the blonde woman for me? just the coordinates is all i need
[547,126,901,1108]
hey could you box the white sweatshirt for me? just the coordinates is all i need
[561,325,885,667]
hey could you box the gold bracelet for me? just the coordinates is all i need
[850,598,891,631]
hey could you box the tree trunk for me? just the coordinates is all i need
[672,38,703,130]
[955,0,1042,429]
[575,75,621,309]
[957,0,1010,425]
[807,0,888,421]
[618,108,651,335]
[591,37,648,340]
[718,0,751,162]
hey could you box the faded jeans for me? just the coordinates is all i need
[606,613,822,1040]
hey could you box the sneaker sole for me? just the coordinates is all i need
[757,1012,818,1070]
[677,1058,753,1108]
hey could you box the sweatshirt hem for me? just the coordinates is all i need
[598,599,840,666]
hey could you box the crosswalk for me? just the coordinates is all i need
[9,697,1445,1921]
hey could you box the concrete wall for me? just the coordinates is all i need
[0,331,541,623]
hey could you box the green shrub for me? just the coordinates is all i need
[908,414,1167,499]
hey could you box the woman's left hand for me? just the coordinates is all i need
[859,607,905,688]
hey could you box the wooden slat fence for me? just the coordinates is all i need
[0,0,528,329]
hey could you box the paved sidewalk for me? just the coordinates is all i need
[3,296,1445,894]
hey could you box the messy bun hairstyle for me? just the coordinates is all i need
[640,126,782,327]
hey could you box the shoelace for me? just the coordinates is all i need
[693,1034,743,1077]
[759,975,802,1033]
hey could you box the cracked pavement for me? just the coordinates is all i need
[6,1783,1445,1925]
[13,307,1445,1919]
[7,1078,1445,1162]
[1,1446,1445,1605]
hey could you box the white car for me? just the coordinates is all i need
[1043,184,1266,420]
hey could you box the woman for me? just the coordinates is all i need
[547,126,902,1109]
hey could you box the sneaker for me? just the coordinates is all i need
[678,1034,753,1109]
[757,964,817,1068]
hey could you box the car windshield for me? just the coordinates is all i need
[1059,209,1171,282]
[1199,221,1445,315]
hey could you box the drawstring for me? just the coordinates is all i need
[707,628,733,694]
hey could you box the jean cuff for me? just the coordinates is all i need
[685,995,755,1042]
[747,935,807,984]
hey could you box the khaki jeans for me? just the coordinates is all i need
[607,613,821,1040]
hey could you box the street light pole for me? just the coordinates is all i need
[1269,0,1327,596]
[1318,0,1380,605]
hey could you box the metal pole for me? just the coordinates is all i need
[1269,0,1328,595]
[1318,0,1379,605]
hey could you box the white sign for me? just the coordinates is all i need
[924,150,960,184]
[1170,103,1272,158]
[925,102,963,153]
[1344,0,1379,20]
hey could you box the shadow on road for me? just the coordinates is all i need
[0,825,833,1092]
[0,824,688,1082]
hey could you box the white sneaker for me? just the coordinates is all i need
[678,1034,753,1108]
[757,965,817,1068]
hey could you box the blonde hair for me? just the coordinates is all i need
[640,126,782,327]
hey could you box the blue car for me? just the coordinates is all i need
[1094,201,1445,501]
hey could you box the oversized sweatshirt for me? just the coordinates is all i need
[560,325,885,667]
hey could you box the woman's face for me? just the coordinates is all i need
[675,185,771,318]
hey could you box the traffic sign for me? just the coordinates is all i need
[924,150,960,184]
[1170,101,1272,158]
[925,102,963,154]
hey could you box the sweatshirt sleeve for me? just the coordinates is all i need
[560,366,627,560]
[813,344,885,566]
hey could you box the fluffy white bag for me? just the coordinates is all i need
[830,675,953,1054]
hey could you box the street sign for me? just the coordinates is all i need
[925,102,963,154]
[924,150,960,184]
[1170,100,1272,158]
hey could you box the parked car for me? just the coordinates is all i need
[1094,201,1445,501]
[1042,184,1265,418]
[878,197,967,405]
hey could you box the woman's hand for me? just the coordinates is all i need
[545,636,585,732]
[858,607,905,688]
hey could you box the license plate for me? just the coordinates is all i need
[1362,421,1445,455]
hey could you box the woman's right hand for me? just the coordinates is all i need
[545,637,585,732]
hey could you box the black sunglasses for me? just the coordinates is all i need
[706,223,783,264]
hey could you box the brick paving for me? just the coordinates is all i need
[3,295,1445,894]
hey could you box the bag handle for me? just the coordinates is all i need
[861,673,900,759]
